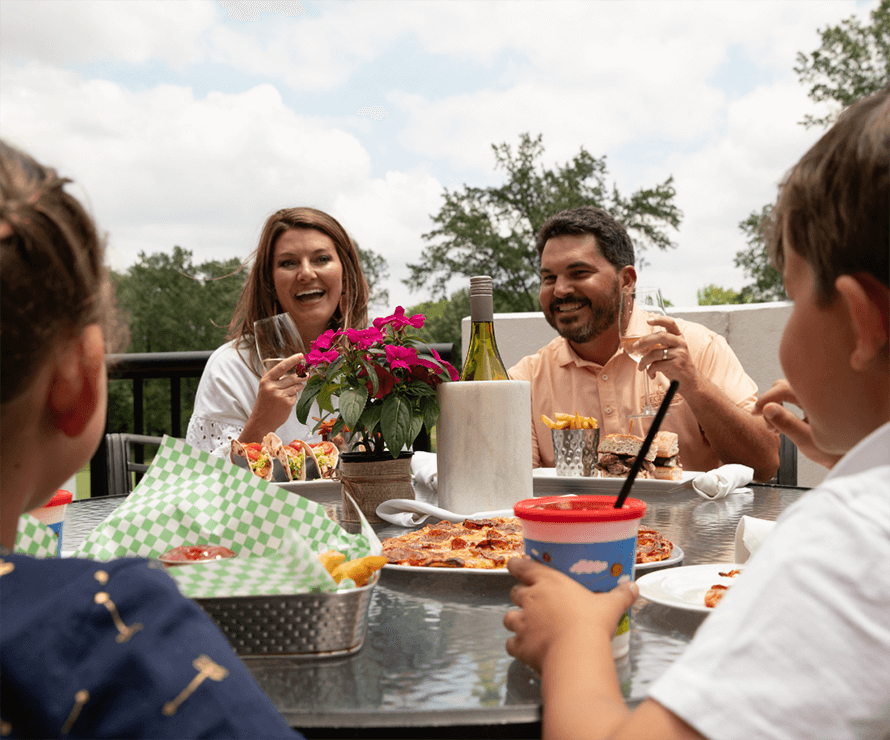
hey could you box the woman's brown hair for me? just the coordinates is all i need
[228,207,369,359]
[0,140,115,405]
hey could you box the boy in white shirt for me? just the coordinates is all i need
[503,86,890,740]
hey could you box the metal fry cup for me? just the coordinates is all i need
[551,428,599,476]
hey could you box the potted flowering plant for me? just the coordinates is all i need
[295,307,458,523]
[296,307,458,459]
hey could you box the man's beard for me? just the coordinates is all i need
[544,277,620,344]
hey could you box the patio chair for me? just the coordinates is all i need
[105,433,164,496]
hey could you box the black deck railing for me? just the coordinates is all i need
[90,344,456,497]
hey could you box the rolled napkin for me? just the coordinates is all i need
[411,450,438,492]
[376,498,514,527]
[734,515,776,563]
[689,464,754,500]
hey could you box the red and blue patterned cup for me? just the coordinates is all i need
[514,495,647,658]
[28,489,73,557]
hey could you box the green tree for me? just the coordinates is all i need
[109,247,246,435]
[697,284,748,306]
[357,244,390,312]
[732,206,787,303]
[795,0,890,129]
[701,2,888,305]
[406,133,682,313]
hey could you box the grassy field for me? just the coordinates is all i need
[75,464,91,500]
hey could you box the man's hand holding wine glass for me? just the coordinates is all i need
[632,315,698,390]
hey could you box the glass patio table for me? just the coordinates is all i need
[62,480,809,739]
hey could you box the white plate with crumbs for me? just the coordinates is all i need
[636,563,744,613]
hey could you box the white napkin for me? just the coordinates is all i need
[689,464,753,500]
[375,498,514,527]
[411,450,438,492]
[734,515,776,563]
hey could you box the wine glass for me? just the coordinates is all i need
[618,286,668,419]
[253,313,307,376]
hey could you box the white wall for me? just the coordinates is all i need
[462,303,826,488]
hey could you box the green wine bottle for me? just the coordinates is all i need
[460,275,509,381]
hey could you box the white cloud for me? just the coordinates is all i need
[1,0,879,315]
[0,63,368,254]
[640,79,823,306]
[0,0,215,69]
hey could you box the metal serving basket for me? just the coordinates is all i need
[195,580,376,659]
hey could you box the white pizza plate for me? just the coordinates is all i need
[636,562,745,613]
[533,468,699,495]
[271,478,341,506]
[382,545,683,577]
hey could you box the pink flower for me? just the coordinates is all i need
[385,344,419,370]
[345,327,384,349]
[313,329,340,351]
[306,347,339,365]
[375,306,425,332]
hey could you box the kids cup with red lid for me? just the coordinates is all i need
[28,489,73,557]
[513,495,647,659]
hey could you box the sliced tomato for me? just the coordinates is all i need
[243,442,262,462]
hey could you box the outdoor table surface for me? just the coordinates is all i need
[62,480,809,739]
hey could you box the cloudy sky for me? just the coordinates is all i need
[1,0,876,313]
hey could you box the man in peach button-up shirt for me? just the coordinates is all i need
[508,206,779,482]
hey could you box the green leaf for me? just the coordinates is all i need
[295,374,325,423]
[339,385,369,430]
[359,356,379,396]
[422,399,440,431]
[408,414,424,448]
[406,381,437,399]
[359,403,382,432]
[380,394,413,456]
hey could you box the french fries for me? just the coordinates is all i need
[317,549,346,572]
[541,412,599,430]
[316,549,386,587]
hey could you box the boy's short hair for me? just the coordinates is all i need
[767,85,889,305]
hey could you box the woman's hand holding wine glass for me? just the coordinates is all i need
[246,313,309,436]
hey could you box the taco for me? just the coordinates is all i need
[304,440,340,478]
[231,439,274,480]
[263,433,317,481]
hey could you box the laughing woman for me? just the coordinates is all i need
[186,207,369,458]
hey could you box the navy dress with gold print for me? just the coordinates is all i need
[0,553,303,739]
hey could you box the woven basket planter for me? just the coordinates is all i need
[338,451,414,524]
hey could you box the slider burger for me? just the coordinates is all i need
[595,434,657,479]
[652,431,683,481]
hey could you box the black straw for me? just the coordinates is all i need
[613,379,680,509]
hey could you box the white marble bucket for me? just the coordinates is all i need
[436,380,533,514]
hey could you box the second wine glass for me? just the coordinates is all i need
[254,313,306,376]
[618,286,668,418]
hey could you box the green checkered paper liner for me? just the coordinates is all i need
[74,436,382,597]
[15,514,58,558]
